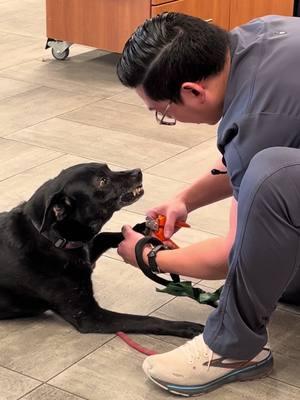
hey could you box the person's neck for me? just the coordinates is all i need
[219,49,231,99]
[205,50,231,119]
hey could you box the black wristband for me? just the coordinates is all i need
[147,244,168,273]
[135,237,172,286]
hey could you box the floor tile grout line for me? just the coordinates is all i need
[147,296,179,317]
[94,252,186,320]
[17,382,89,400]
[17,383,44,400]
[143,333,186,349]
[1,96,214,163]
[269,376,300,390]
[0,136,130,170]
[1,134,185,172]
[0,153,67,184]
[103,96,144,106]
[0,65,120,92]
[97,253,182,312]
[0,55,46,74]
[142,136,217,175]
[57,114,189,151]
[0,65,126,97]
[0,83,102,116]
[3,108,187,160]
[0,78,125,100]
[0,135,71,153]
[92,92,131,102]
[0,85,44,103]
[44,336,117,383]
[1,116,103,147]
[0,364,44,384]
[0,30,43,39]
[276,306,300,316]
[16,383,44,400]
[47,383,90,400]
[0,28,44,40]
[0,136,131,170]
[0,31,44,41]
[141,166,209,184]
[0,59,43,74]
[59,113,215,151]
[0,137,225,219]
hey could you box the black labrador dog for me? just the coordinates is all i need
[0,163,203,338]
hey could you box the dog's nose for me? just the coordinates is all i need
[131,168,142,180]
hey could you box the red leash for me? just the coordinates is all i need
[116,331,158,355]
[116,216,190,356]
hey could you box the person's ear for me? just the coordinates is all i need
[181,82,205,104]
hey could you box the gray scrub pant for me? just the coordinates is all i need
[203,147,300,359]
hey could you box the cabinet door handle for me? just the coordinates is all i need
[205,18,213,23]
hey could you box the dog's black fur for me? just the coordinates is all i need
[0,163,203,337]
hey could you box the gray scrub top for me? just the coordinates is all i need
[218,15,300,199]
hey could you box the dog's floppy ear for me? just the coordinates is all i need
[39,192,73,233]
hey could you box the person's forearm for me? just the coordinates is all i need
[177,158,232,213]
[141,199,237,279]
[144,236,230,280]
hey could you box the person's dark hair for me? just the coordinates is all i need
[117,12,230,103]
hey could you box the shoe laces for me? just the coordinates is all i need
[181,335,214,370]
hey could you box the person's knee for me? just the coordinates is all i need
[280,268,300,306]
[240,147,300,199]
[248,147,300,180]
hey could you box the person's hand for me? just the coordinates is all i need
[117,225,145,267]
[146,197,188,239]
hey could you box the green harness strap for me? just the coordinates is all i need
[156,281,223,308]
[135,234,223,308]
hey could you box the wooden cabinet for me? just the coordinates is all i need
[151,0,191,16]
[46,0,295,55]
[46,0,150,53]
[151,0,230,30]
[186,0,230,30]
[229,0,294,29]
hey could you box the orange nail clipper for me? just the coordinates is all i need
[145,214,190,248]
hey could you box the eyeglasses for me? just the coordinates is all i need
[155,102,176,126]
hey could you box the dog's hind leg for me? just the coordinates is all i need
[0,290,48,320]
[0,310,46,319]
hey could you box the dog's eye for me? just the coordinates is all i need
[97,177,108,188]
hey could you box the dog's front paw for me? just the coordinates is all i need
[132,222,147,235]
[186,322,205,338]
[176,321,205,338]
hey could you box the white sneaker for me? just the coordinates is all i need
[143,334,273,397]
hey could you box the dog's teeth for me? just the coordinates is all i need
[131,186,142,198]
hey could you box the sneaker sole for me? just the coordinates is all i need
[145,353,273,397]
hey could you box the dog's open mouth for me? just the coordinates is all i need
[120,184,144,205]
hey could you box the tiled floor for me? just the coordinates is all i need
[0,1,299,399]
